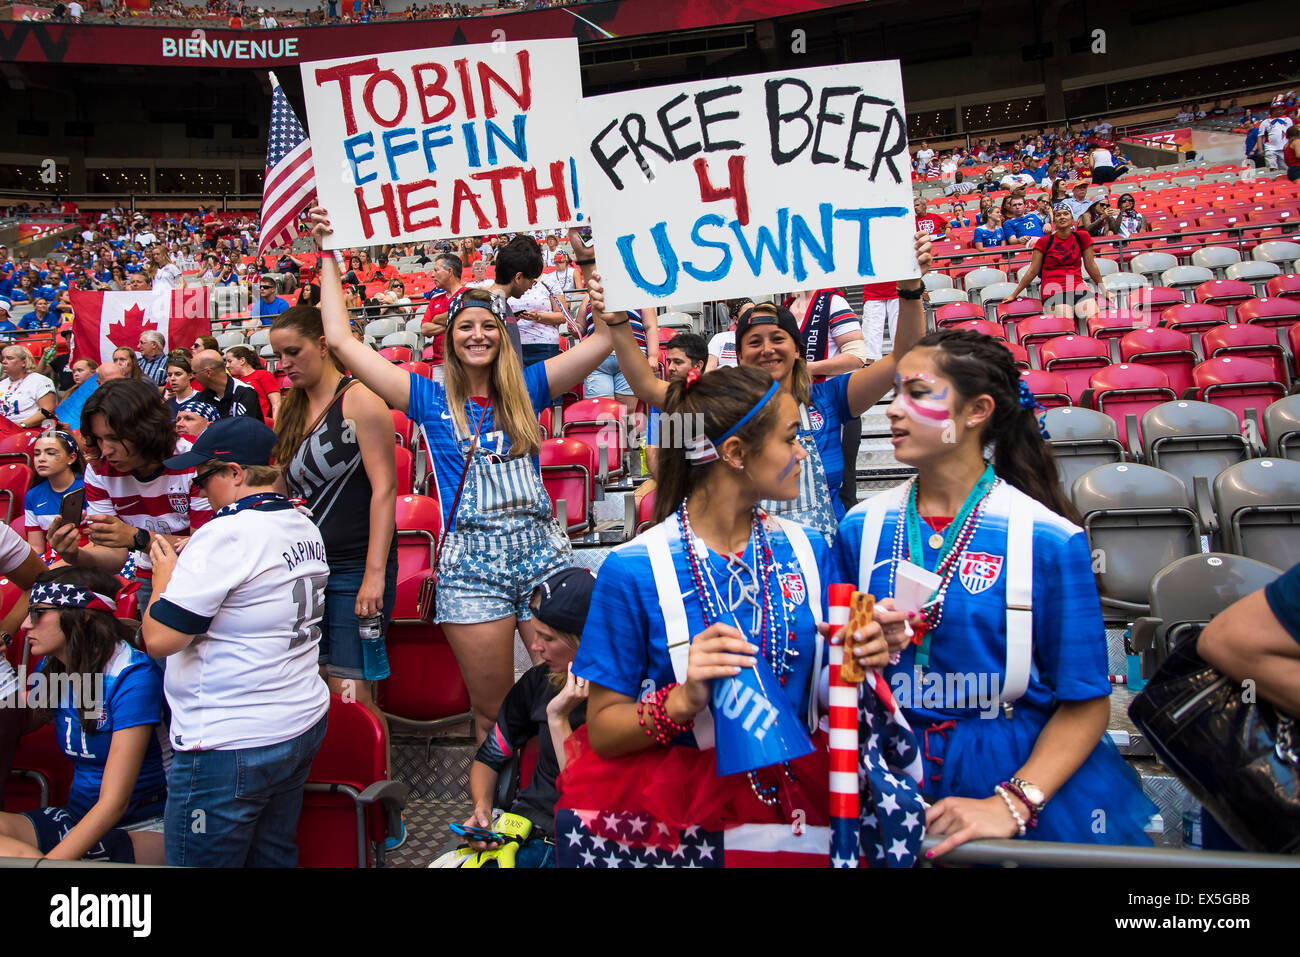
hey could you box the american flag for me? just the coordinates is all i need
[258,72,316,256]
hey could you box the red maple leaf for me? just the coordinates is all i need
[106,303,159,352]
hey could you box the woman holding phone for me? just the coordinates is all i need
[25,429,86,565]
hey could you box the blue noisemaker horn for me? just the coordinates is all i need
[710,654,815,777]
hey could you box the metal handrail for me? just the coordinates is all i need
[919,834,1299,867]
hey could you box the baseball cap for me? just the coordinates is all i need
[734,302,801,349]
[164,416,276,471]
[0,297,9,314]
[530,567,596,637]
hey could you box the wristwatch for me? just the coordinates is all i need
[132,528,151,552]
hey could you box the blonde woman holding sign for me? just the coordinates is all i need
[607,231,933,541]
[308,206,618,744]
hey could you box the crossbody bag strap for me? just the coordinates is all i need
[432,399,492,569]
[999,483,1034,706]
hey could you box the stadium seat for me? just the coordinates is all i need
[0,463,32,524]
[1084,363,1176,453]
[1212,458,1300,569]
[1235,296,1300,330]
[1015,314,1076,350]
[217,331,246,349]
[1130,251,1179,283]
[1201,323,1289,386]
[925,288,969,318]
[635,487,657,536]
[1265,395,1300,461]
[1041,407,1125,493]
[1141,401,1250,493]
[393,445,413,496]
[1127,287,1188,324]
[1128,553,1282,673]
[1020,369,1071,409]
[922,273,954,292]
[562,397,628,483]
[392,494,442,620]
[1187,356,1286,441]
[298,694,409,868]
[1160,265,1215,301]
[962,266,1007,300]
[1101,272,1147,303]
[1039,335,1110,404]
[0,431,37,470]
[1000,340,1031,369]
[381,331,419,352]
[1190,246,1242,278]
[1086,309,1147,341]
[1162,302,1228,336]
[392,409,414,449]
[1265,274,1300,299]
[364,319,400,339]
[935,302,985,329]
[994,297,1043,331]
[248,329,271,348]
[378,346,412,363]
[1071,463,1201,620]
[1253,240,1300,273]
[1225,260,1283,296]
[539,437,597,535]
[1118,327,1196,397]
[978,282,1021,321]
[1193,279,1256,315]
[4,723,74,815]
[950,319,1006,340]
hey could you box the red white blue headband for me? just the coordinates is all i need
[30,581,117,614]
[684,379,782,464]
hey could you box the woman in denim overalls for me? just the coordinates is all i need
[312,211,619,742]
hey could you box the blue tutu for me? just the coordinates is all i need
[919,704,1156,846]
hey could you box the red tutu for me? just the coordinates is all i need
[559,726,832,851]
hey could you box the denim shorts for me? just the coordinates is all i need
[164,710,328,868]
[435,530,571,625]
[318,556,398,681]
[583,351,630,399]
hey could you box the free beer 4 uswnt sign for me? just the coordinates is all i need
[580,59,920,311]
[300,38,583,248]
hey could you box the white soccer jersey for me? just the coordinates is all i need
[151,500,330,751]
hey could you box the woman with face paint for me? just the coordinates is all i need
[608,232,934,542]
[831,330,1155,857]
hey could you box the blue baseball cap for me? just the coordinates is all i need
[530,567,596,637]
[164,416,277,471]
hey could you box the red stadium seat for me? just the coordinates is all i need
[392,494,442,621]
[1127,287,1185,322]
[994,297,1044,330]
[1202,324,1289,386]
[951,319,1006,340]
[1265,274,1300,300]
[1235,297,1300,330]
[378,346,412,362]
[935,302,985,328]
[391,409,413,449]
[298,694,408,868]
[1290,324,1300,379]
[1015,314,1076,349]
[1163,302,1229,341]
[1193,279,1256,314]
[1188,356,1286,440]
[0,431,39,470]
[1086,310,1149,341]
[1020,369,1072,409]
[1119,327,1197,397]
[377,624,471,735]
[539,406,555,440]
[539,438,597,535]
[562,397,627,483]
[635,487,658,536]
[1039,335,1110,404]
[1000,340,1031,370]
[0,463,32,525]
[4,721,75,814]
[393,445,413,496]
[1085,363,1177,452]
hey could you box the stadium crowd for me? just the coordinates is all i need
[0,92,1297,867]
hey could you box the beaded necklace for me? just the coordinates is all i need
[889,463,999,669]
[678,502,797,806]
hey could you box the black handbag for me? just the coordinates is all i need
[1128,636,1300,854]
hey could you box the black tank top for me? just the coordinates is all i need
[285,377,396,566]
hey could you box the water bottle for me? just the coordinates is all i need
[358,614,385,647]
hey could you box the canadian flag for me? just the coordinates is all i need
[68,289,212,365]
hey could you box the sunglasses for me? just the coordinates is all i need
[193,464,231,490]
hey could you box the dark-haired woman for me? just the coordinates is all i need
[831,329,1154,856]
[164,354,200,417]
[297,282,322,307]
[308,207,618,747]
[1005,203,1106,317]
[25,429,85,564]
[224,344,281,420]
[269,305,397,781]
[46,378,212,611]
[610,233,934,541]
[0,567,167,863]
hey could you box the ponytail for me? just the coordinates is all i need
[917,329,1081,524]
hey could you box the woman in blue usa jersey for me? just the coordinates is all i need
[608,233,933,542]
[832,329,1154,856]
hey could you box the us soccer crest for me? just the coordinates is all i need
[168,490,190,515]
[806,407,825,431]
[781,572,807,605]
[958,551,1003,595]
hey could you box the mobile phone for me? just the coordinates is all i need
[449,822,504,843]
[58,488,86,526]
[579,226,592,243]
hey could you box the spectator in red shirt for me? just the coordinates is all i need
[1005,203,1106,315]
[913,197,948,240]
[419,252,462,383]
[223,345,281,420]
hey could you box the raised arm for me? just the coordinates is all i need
[845,231,932,417]
[309,207,412,414]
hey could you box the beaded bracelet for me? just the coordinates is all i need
[994,785,1027,837]
[1000,779,1041,829]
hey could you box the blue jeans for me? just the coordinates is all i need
[164,711,328,867]
[514,836,555,868]
[583,351,631,398]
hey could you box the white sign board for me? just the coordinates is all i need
[580,60,918,311]
[301,38,584,249]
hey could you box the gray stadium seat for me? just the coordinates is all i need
[922,273,954,292]
[1160,265,1214,302]
[1043,407,1126,493]
[364,318,400,338]
[1212,458,1300,569]
[978,281,1020,321]
[381,331,419,351]
[1225,260,1283,297]
[405,317,425,336]
[216,332,246,349]
[1140,401,1250,495]
[1128,553,1282,673]
[1130,252,1179,283]
[1072,463,1201,620]
[1253,241,1300,274]
[1101,272,1147,298]
[1191,246,1242,279]
[1089,257,1120,278]
[248,329,270,348]
[1265,395,1300,461]
[962,267,1007,301]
